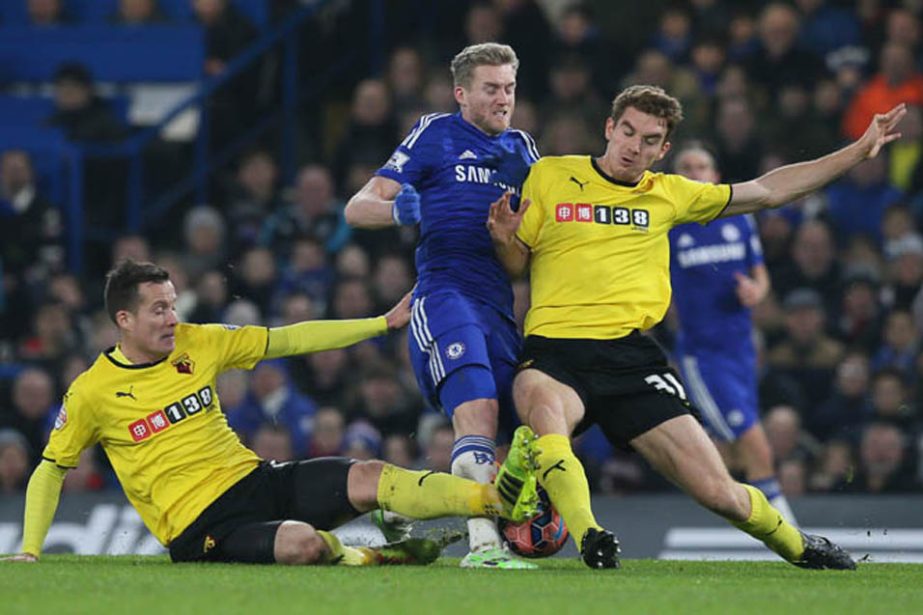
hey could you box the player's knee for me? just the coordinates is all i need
[346,460,385,511]
[275,523,326,565]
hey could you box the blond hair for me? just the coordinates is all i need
[610,85,684,138]
[450,43,519,88]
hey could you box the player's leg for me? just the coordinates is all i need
[511,368,618,567]
[680,350,799,525]
[734,424,798,525]
[631,413,853,568]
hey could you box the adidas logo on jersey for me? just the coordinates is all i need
[459,150,478,160]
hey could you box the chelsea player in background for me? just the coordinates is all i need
[668,142,797,525]
[346,43,539,569]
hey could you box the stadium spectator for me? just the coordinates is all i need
[19,302,81,371]
[342,420,381,461]
[551,3,625,99]
[227,358,318,456]
[649,5,693,63]
[809,439,854,492]
[772,220,842,314]
[765,82,840,161]
[180,206,227,283]
[277,291,316,327]
[27,0,68,26]
[259,164,351,257]
[112,0,167,25]
[884,233,923,310]
[0,368,56,464]
[824,156,903,246]
[329,277,374,320]
[187,270,228,324]
[872,310,920,376]
[834,270,883,352]
[273,237,334,312]
[763,404,819,466]
[492,0,552,100]
[838,422,921,493]
[712,97,762,182]
[868,368,918,434]
[0,150,64,278]
[230,247,278,318]
[420,421,455,473]
[332,79,398,189]
[0,429,31,494]
[349,362,418,438]
[382,434,417,469]
[61,448,104,493]
[250,424,295,463]
[810,352,874,441]
[386,47,426,118]
[794,0,862,60]
[292,348,351,408]
[726,10,760,63]
[769,288,846,408]
[305,406,345,458]
[371,253,414,315]
[47,64,127,143]
[226,149,283,252]
[842,42,923,140]
[746,3,824,95]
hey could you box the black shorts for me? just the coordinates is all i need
[169,457,356,564]
[520,332,696,450]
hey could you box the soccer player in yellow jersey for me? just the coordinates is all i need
[2,260,539,565]
[488,84,907,569]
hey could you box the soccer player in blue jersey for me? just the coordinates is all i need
[345,43,539,569]
[668,142,797,525]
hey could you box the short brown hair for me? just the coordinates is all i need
[609,85,684,138]
[450,43,519,89]
[104,260,170,323]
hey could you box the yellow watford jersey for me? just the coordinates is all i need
[518,156,731,339]
[43,323,269,545]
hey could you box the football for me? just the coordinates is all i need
[498,485,569,558]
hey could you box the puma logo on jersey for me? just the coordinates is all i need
[569,176,589,191]
[115,386,136,400]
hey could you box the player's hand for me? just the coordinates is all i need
[487,191,531,246]
[484,134,532,188]
[392,183,421,225]
[383,291,413,330]
[1,553,38,563]
[734,272,764,307]
[858,103,907,159]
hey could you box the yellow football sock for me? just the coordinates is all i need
[377,464,502,519]
[535,434,602,551]
[317,530,374,566]
[732,484,804,562]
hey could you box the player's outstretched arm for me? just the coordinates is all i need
[723,103,907,217]
[345,176,418,228]
[1,461,68,562]
[264,292,412,359]
[487,191,532,277]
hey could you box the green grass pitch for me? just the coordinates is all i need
[3,556,922,615]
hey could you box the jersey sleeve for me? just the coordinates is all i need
[42,384,97,469]
[516,160,547,248]
[668,174,733,225]
[200,324,270,371]
[744,215,765,268]
[375,113,445,187]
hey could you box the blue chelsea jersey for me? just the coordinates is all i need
[376,112,539,316]
[669,215,764,352]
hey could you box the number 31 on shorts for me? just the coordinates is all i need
[644,373,687,399]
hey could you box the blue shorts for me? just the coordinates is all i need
[676,348,758,442]
[408,290,520,421]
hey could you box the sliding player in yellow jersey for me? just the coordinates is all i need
[489,85,906,569]
[2,260,539,565]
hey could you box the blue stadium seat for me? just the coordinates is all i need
[0,25,204,82]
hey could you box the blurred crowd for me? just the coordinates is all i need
[1,0,923,500]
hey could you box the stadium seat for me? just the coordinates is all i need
[0,25,204,82]
[0,95,130,126]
